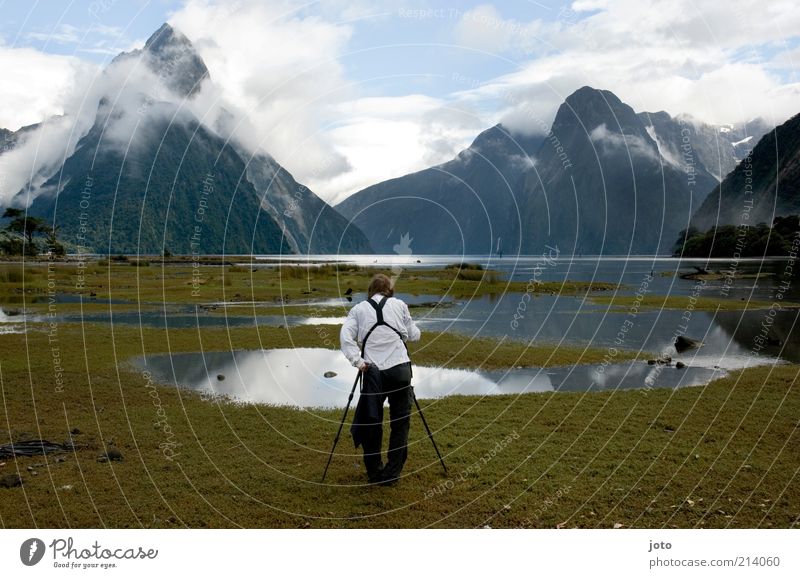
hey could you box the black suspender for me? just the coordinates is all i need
[360,295,407,358]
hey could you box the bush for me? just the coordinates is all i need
[457,269,499,282]
[445,262,483,271]
[130,260,150,267]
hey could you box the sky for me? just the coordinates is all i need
[1,0,799,204]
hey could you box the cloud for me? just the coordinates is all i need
[454,4,544,54]
[3,0,799,208]
[0,46,96,131]
[168,0,356,190]
[589,123,659,161]
[308,94,485,205]
[454,0,800,130]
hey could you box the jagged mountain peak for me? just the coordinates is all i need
[552,86,645,139]
[111,22,209,98]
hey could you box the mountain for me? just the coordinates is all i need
[336,124,544,254]
[15,23,371,255]
[340,86,724,255]
[0,122,41,154]
[241,150,371,254]
[29,99,286,254]
[639,111,770,181]
[691,112,800,231]
[515,86,711,254]
[110,23,209,99]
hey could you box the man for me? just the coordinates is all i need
[340,273,421,485]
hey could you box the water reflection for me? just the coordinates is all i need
[0,307,29,334]
[135,348,744,408]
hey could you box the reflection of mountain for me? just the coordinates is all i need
[13,23,371,254]
[715,309,800,362]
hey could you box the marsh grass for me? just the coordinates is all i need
[0,267,34,283]
[0,262,615,306]
[591,294,800,311]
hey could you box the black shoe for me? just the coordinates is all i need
[367,464,384,484]
[378,471,399,486]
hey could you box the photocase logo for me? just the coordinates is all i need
[20,538,46,566]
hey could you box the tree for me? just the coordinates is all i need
[45,225,66,256]
[2,207,48,254]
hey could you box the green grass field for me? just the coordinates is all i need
[0,262,797,529]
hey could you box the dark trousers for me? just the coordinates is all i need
[360,362,412,480]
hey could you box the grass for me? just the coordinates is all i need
[0,262,618,308]
[590,294,800,311]
[0,320,796,528]
[0,267,35,284]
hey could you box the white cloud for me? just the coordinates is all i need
[454,0,800,131]
[454,4,545,54]
[309,95,484,204]
[590,123,659,161]
[0,46,96,131]
[168,0,356,191]
[2,0,799,208]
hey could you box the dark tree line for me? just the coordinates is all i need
[674,215,800,257]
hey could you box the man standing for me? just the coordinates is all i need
[340,273,421,485]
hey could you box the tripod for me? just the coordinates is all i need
[321,370,448,482]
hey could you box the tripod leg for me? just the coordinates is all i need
[413,390,448,475]
[321,372,361,482]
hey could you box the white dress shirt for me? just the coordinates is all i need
[340,294,421,370]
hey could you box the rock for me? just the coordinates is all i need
[0,474,22,488]
[99,449,124,463]
[647,359,656,365]
[70,428,81,435]
[217,374,225,381]
[675,361,686,369]
[613,522,624,529]
[675,335,704,353]
[323,371,337,378]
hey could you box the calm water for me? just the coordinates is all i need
[135,348,731,408]
[5,256,798,370]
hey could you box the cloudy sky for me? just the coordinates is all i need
[1,0,798,204]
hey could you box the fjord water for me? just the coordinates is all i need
[250,254,800,365]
